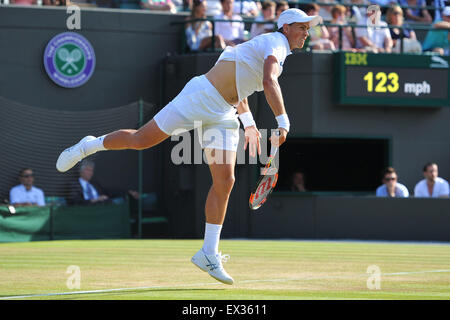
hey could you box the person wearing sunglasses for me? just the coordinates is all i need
[376,167,409,198]
[9,168,46,207]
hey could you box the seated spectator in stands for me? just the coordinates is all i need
[328,4,356,51]
[431,0,447,22]
[398,0,433,23]
[414,162,449,198]
[422,6,450,55]
[250,1,276,38]
[186,0,226,51]
[355,5,394,52]
[233,0,259,17]
[214,0,246,46]
[67,160,110,205]
[318,0,336,22]
[386,4,422,53]
[206,0,223,16]
[9,168,46,207]
[346,0,369,24]
[290,171,307,192]
[376,167,409,198]
[141,0,177,13]
[43,0,67,5]
[305,3,335,50]
[275,0,289,21]
[9,0,37,4]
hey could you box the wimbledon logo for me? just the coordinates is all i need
[43,32,96,88]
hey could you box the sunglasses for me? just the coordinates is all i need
[384,177,396,181]
[21,174,34,178]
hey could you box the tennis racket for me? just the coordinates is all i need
[249,131,280,210]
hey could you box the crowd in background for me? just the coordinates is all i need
[2,0,448,55]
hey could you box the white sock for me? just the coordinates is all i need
[202,223,222,255]
[83,135,107,156]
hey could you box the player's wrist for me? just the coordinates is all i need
[239,112,256,129]
[276,114,290,132]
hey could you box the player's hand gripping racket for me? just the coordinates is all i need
[249,131,280,210]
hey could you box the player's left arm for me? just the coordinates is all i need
[263,55,289,147]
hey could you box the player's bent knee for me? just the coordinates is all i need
[213,176,235,194]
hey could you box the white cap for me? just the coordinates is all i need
[443,6,450,17]
[277,8,323,30]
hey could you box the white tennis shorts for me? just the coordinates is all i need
[154,75,240,152]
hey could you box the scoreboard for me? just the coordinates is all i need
[334,52,450,107]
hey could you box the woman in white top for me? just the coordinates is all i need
[185,0,226,51]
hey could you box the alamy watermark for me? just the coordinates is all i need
[66,265,81,289]
[67,5,81,30]
[169,121,280,168]
[366,265,381,290]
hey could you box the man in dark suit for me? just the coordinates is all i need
[67,160,110,205]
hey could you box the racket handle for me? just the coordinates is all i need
[270,130,281,157]
[270,145,278,158]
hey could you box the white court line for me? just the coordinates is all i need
[1,269,449,300]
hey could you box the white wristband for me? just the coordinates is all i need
[238,112,256,129]
[276,114,290,132]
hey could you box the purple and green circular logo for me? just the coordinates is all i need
[44,32,96,88]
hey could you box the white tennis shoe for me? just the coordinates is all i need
[56,136,96,172]
[191,249,234,285]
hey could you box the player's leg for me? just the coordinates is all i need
[101,119,169,150]
[56,118,170,172]
[191,147,237,285]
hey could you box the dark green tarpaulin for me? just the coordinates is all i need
[0,203,130,242]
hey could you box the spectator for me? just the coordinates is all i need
[328,4,356,51]
[422,6,450,55]
[141,0,177,12]
[431,0,447,22]
[414,163,449,198]
[275,0,289,21]
[250,1,276,38]
[186,0,226,51]
[233,0,259,17]
[355,5,394,52]
[398,0,433,23]
[386,4,421,53]
[318,0,336,22]
[376,167,409,198]
[290,171,307,192]
[214,0,246,46]
[9,0,37,4]
[9,168,46,207]
[206,0,223,16]
[305,3,335,50]
[67,160,110,205]
[43,0,67,5]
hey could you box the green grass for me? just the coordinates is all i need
[0,239,449,300]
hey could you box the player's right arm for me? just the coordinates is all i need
[263,55,289,147]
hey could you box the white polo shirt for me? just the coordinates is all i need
[213,13,245,41]
[10,184,46,206]
[414,178,449,198]
[355,20,391,49]
[217,31,292,102]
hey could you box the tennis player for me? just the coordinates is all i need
[56,9,321,285]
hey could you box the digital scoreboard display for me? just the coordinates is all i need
[335,52,450,107]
